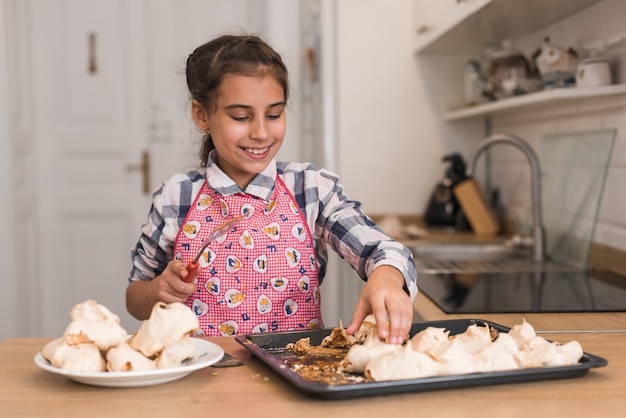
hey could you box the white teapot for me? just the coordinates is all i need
[534,37,578,88]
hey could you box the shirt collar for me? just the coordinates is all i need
[205,150,277,201]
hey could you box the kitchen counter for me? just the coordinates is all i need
[2,316,625,418]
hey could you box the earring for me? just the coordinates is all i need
[202,130,210,140]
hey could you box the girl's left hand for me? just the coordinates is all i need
[346,265,413,344]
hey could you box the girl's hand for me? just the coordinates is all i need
[153,260,197,304]
[126,260,197,320]
[346,266,413,344]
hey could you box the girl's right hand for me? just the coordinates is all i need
[153,260,197,304]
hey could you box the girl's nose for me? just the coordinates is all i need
[251,118,269,140]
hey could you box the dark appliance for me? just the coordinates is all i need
[424,153,467,227]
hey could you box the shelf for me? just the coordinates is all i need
[445,84,626,121]
[416,0,602,54]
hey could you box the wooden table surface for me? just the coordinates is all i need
[2,320,624,418]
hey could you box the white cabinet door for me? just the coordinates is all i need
[412,0,449,51]
[413,0,492,53]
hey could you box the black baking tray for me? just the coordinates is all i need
[235,319,608,399]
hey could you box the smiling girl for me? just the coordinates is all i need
[126,34,417,344]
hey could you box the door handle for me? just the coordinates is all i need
[126,150,151,194]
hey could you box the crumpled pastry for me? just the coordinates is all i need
[409,326,450,353]
[63,318,128,351]
[515,336,583,368]
[339,330,401,373]
[42,337,105,372]
[320,320,357,349]
[508,318,536,349]
[353,319,583,382]
[474,333,520,373]
[365,344,438,381]
[156,335,196,369]
[106,343,156,372]
[70,299,120,324]
[42,300,202,373]
[130,301,199,357]
[449,324,493,355]
[428,336,477,376]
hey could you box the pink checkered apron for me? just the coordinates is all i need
[174,177,322,337]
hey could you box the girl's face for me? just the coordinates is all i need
[193,74,286,189]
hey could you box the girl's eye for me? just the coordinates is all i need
[232,116,249,122]
[267,113,282,121]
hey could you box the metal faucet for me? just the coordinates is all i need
[467,133,545,262]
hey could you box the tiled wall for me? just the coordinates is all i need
[485,0,626,254]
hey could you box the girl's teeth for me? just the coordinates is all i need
[244,147,267,155]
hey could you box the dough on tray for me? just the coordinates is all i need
[508,318,537,349]
[330,319,584,382]
[409,326,450,353]
[365,344,438,381]
[474,333,520,373]
[340,330,401,373]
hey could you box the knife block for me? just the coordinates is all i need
[453,179,500,236]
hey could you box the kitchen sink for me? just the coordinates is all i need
[410,243,579,275]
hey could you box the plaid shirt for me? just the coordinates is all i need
[129,153,417,299]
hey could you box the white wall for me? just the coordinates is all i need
[335,0,479,216]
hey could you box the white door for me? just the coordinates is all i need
[29,0,294,336]
[31,0,151,335]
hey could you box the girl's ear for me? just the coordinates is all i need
[191,100,210,132]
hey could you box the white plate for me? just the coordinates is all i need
[34,338,224,388]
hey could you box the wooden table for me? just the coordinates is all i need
[1,320,625,418]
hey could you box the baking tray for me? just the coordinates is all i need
[235,319,608,399]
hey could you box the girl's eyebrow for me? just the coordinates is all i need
[224,101,286,110]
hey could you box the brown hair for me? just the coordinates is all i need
[185,34,290,165]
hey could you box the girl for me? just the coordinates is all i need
[126,34,417,344]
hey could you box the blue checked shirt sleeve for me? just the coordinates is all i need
[128,171,204,284]
[279,162,418,300]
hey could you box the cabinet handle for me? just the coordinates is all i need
[125,150,151,194]
[417,25,431,35]
[88,32,97,74]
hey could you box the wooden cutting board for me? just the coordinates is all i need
[453,179,500,236]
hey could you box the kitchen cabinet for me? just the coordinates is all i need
[414,0,603,55]
[413,0,626,122]
[412,0,491,53]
